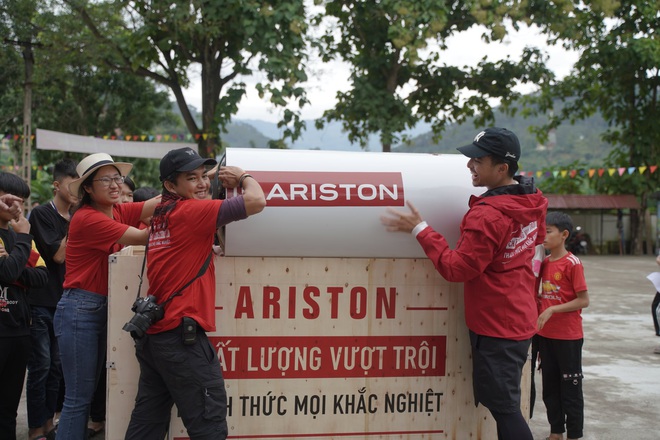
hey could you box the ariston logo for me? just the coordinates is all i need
[232,171,404,207]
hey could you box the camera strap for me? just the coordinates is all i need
[160,252,212,307]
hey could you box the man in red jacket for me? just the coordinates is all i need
[382,127,547,440]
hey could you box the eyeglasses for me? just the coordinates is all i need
[93,176,125,187]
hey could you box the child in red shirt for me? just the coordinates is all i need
[536,211,590,440]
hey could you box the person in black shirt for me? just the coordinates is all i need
[26,159,78,440]
[0,172,49,440]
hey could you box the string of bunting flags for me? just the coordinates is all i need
[519,166,658,179]
[2,132,215,142]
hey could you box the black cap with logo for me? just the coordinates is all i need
[457,127,521,162]
[159,147,217,181]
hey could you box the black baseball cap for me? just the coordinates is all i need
[457,127,521,162]
[159,147,217,181]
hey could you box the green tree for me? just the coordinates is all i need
[312,0,554,152]
[527,0,660,254]
[1,1,174,190]
[62,0,309,157]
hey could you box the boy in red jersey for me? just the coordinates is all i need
[536,211,590,440]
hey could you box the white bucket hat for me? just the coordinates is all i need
[68,153,133,196]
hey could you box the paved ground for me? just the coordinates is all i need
[529,255,660,440]
[16,255,660,439]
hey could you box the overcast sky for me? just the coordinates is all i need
[178,24,579,123]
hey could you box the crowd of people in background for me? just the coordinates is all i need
[0,148,264,440]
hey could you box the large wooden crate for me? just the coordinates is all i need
[108,247,530,439]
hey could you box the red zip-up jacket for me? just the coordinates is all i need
[416,176,547,340]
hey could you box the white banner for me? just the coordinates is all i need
[35,128,196,159]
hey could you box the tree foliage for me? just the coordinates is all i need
[61,0,310,157]
[312,0,554,151]
[525,0,660,253]
[528,0,660,167]
[1,0,172,188]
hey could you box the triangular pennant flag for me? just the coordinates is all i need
[30,135,35,140]
[13,135,20,141]
[588,169,596,178]
[569,170,577,178]
[579,169,586,176]
[156,135,162,141]
[553,170,559,178]
[148,135,154,141]
[650,165,658,174]
[141,135,147,141]
[627,167,635,175]
[186,134,193,141]
[172,134,178,141]
[617,167,625,176]
[164,135,170,141]
[194,134,201,140]
[103,136,109,140]
[536,171,543,178]
[133,135,139,141]
[202,134,209,140]
[608,168,616,176]
[560,170,568,178]
[598,168,605,177]
[639,166,647,174]
[111,136,116,140]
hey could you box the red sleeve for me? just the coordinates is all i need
[71,209,130,251]
[416,206,502,283]
[570,259,588,293]
[114,201,145,228]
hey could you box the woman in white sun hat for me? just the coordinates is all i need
[54,153,159,440]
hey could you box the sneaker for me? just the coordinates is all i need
[654,346,660,354]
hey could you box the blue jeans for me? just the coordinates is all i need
[26,306,62,429]
[54,289,107,440]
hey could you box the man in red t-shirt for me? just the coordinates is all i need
[125,148,266,440]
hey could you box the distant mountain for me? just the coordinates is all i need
[222,121,272,149]
[394,103,614,171]
[233,119,433,151]
[217,101,616,171]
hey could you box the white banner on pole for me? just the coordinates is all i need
[36,128,196,159]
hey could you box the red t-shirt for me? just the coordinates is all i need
[147,199,223,334]
[537,253,588,339]
[64,203,144,296]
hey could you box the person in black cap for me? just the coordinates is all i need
[381,127,547,440]
[125,147,266,440]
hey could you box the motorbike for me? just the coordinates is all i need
[567,226,588,255]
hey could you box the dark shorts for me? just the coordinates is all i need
[469,331,531,413]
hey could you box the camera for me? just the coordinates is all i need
[122,295,165,339]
